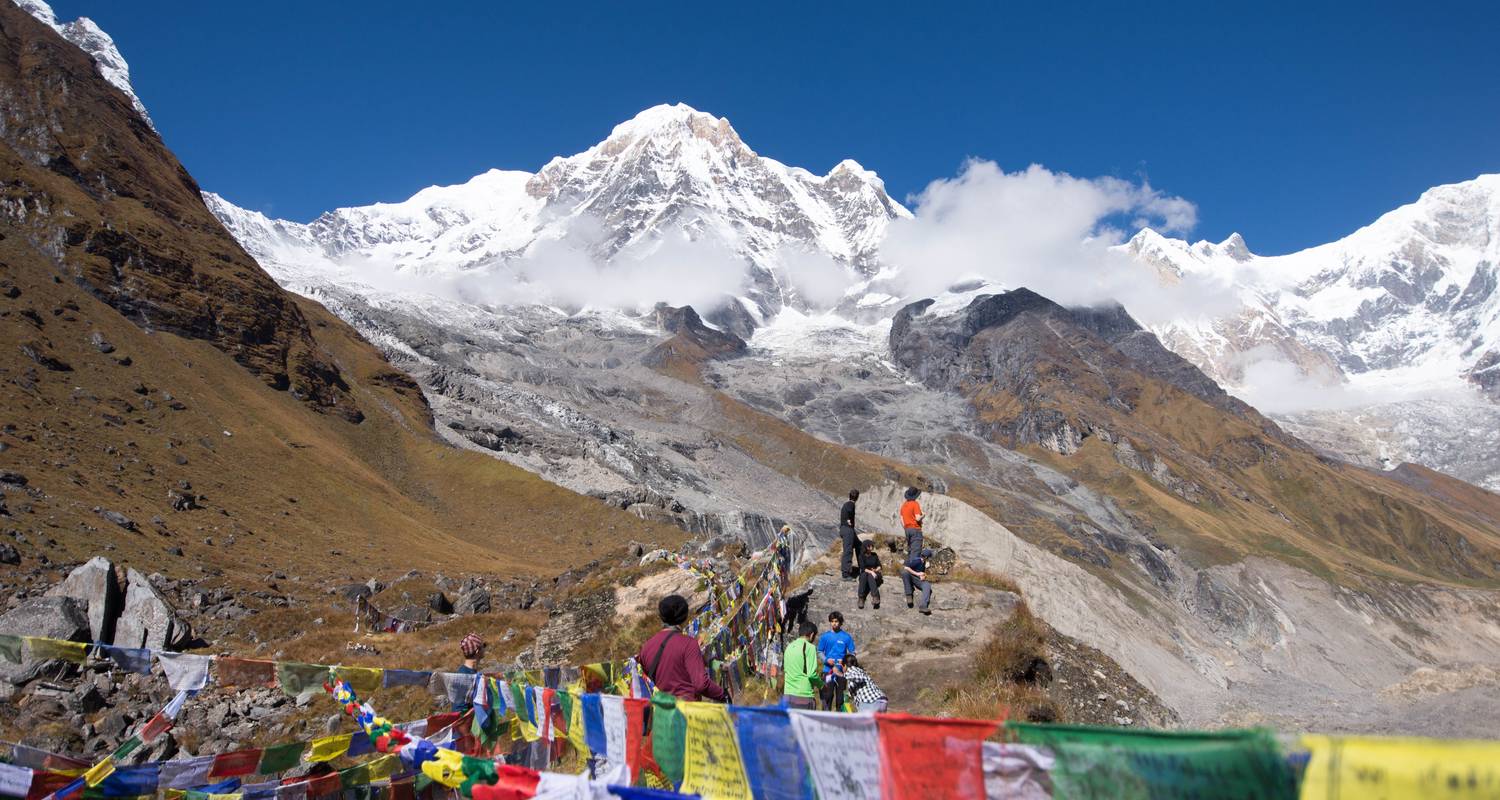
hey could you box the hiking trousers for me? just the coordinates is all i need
[858,572,881,605]
[904,527,924,556]
[839,525,858,577]
[902,572,932,610]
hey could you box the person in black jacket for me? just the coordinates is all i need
[839,489,860,580]
[856,539,882,610]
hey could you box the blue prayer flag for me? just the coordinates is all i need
[731,705,814,800]
[581,693,608,756]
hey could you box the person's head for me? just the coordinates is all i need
[861,539,875,553]
[460,633,485,661]
[798,620,818,641]
[828,611,844,630]
[904,487,921,501]
[780,524,792,535]
[843,654,860,669]
[658,594,690,628]
[849,489,860,501]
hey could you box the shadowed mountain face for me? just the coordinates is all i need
[0,6,362,420]
[0,2,682,585]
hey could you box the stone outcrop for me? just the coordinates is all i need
[46,557,123,643]
[113,569,191,651]
[0,597,89,684]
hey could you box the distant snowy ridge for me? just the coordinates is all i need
[1133,174,1500,401]
[18,0,154,129]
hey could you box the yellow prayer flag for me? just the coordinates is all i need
[82,756,116,787]
[164,790,186,800]
[207,794,241,800]
[419,748,466,788]
[26,637,89,664]
[306,733,353,762]
[678,701,752,800]
[334,666,384,695]
[1301,734,1500,799]
[567,690,590,761]
[366,755,400,782]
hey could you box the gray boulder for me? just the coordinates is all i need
[46,557,123,644]
[0,596,89,684]
[455,588,491,615]
[0,543,18,565]
[113,569,191,651]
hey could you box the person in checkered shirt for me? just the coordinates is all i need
[843,654,887,712]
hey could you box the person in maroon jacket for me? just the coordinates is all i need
[636,594,729,702]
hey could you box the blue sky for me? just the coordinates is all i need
[50,0,1500,255]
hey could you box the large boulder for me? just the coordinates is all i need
[113,569,191,651]
[46,557,123,643]
[0,597,89,684]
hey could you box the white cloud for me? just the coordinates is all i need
[880,161,1238,325]
[774,245,858,309]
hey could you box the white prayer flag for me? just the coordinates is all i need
[157,652,211,692]
[788,710,883,800]
[159,756,214,789]
[0,762,33,799]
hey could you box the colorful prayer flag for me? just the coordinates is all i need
[876,713,997,800]
[1010,723,1293,800]
[788,710,882,800]
[678,701,752,800]
[1300,734,1500,800]
[25,638,88,664]
[732,706,812,800]
[306,734,353,762]
[208,750,262,779]
[255,743,306,775]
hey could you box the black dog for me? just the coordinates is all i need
[783,588,813,634]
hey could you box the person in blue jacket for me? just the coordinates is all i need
[816,611,856,709]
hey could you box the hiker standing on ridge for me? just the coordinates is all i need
[783,620,821,709]
[817,611,856,710]
[903,548,935,616]
[452,633,485,713]
[856,539,882,610]
[839,489,861,581]
[900,487,925,555]
[637,595,729,703]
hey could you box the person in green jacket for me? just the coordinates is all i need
[782,620,820,709]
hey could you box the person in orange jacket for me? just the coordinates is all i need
[900,487,925,555]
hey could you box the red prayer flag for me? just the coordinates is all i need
[876,713,999,800]
[389,778,415,800]
[469,766,540,800]
[210,748,263,778]
[305,771,343,798]
[622,697,650,782]
[26,771,77,800]
[425,712,461,735]
[137,711,172,744]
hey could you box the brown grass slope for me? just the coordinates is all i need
[0,2,682,585]
[893,290,1500,588]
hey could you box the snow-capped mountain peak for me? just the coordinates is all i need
[209,102,911,315]
[19,0,154,130]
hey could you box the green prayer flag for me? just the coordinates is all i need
[557,691,574,730]
[110,737,142,761]
[649,689,687,788]
[0,634,21,663]
[340,764,371,789]
[276,662,330,699]
[1009,723,1295,800]
[256,741,306,774]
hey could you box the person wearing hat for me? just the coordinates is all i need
[636,594,729,702]
[452,633,485,712]
[902,548,935,615]
[900,487,925,556]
